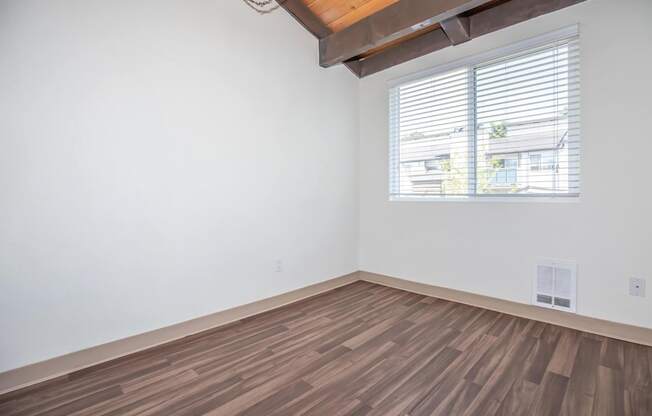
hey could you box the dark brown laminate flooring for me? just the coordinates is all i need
[1,281,651,415]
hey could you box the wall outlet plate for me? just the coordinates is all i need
[629,278,646,297]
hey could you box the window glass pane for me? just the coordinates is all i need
[389,33,580,199]
[392,68,473,197]
[529,153,542,171]
[475,41,580,196]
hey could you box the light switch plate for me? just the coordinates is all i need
[629,278,646,297]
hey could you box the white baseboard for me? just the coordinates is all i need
[0,271,359,396]
[3,269,650,396]
[360,271,652,347]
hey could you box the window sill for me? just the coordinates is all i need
[389,195,581,204]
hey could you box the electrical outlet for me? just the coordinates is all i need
[629,278,646,297]
[275,260,283,273]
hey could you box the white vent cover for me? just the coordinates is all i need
[533,259,577,313]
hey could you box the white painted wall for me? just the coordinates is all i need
[359,0,652,328]
[2,0,651,374]
[0,0,359,372]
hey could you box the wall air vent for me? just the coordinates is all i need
[533,259,577,313]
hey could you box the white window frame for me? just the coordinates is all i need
[388,25,581,203]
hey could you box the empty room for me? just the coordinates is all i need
[1,0,651,415]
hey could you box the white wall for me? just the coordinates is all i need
[2,0,651,375]
[359,0,652,328]
[0,0,359,372]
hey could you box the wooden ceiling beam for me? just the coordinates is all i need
[441,16,471,45]
[318,0,494,68]
[352,0,586,78]
[354,28,451,78]
[468,0,586,38]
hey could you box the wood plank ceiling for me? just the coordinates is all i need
[279,0,587,77]
[304,0,400,32]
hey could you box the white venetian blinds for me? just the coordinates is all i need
[389,28,580,199]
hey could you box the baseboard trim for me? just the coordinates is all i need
[0,271,359,396]
[3,270,650,396]
[360,271,652,347]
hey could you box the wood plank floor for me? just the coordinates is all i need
[1,281,651,415]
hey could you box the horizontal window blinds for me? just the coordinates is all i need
[390,33,580,199]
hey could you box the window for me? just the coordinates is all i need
[529,154,542,171]
[491,156,518,187]
[424,154,451,172]
[529,151,556,171]
[389,28,580,200]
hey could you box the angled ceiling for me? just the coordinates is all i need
[279,0,586,77]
